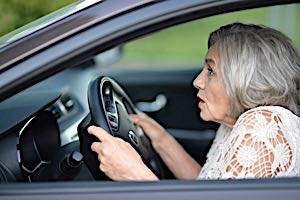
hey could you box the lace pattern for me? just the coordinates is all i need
[198,106,300,179]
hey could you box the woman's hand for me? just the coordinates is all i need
[88,126,158,181]
[130,112,169,149]
[131,113,201,179]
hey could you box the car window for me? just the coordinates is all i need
[111,3,299,71]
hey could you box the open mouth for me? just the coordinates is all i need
[198,96,205,108]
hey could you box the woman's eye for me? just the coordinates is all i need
[207,67,214,76]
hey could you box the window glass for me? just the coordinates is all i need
[112,4,299,70]
[0,0,82,47]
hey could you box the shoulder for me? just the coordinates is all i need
[229,106,299,153]
[222,106,299,178]
[233,106,299,132]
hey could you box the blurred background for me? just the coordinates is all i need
[0,0,77,36]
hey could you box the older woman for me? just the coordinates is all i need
[88,23,300,181]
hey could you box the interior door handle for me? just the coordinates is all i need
[135,94,167,112]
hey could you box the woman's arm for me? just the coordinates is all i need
[88,112,201,181]
[131,112,201,180]
[154,132,202,179]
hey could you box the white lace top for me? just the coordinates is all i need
[198,106,300,179]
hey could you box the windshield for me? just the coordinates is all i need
[0,0,102,48]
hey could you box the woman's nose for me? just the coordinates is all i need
[193,71,205,90]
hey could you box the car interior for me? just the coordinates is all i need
[0,3,299,182]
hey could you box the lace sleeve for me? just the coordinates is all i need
[222,108,293,179]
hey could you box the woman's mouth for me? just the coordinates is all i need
[198,97,205,108]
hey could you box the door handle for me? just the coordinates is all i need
[135,94,167,112]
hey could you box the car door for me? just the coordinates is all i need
[0,0,299,199]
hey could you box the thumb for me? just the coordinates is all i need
[87,126,112,142]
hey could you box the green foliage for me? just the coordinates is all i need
[0,0,77,36]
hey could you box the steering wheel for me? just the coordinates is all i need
[78,76,165,180]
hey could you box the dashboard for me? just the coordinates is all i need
[0,59,99,182]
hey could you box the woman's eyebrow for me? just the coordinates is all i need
[205,58,215,66]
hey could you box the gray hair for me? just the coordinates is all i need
[208,23,300,117]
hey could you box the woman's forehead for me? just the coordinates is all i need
[205,47,219,64]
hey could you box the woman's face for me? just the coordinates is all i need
[193,47,236,127]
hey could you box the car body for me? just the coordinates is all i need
[0,0,299,199]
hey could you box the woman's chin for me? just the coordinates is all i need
[200,111,211,121]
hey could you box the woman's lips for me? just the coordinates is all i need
[198,97,205,108]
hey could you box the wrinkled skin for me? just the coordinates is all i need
[193,47,235,128]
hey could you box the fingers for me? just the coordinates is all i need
[129,112,149,126]
[91,142,101,152]
[91,142,103,163]
[129,114,140,124]
[87,125,112,142]
[136,111,148,119]
[130,111,147,119]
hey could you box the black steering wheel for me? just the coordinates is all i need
[78,76,164,180]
